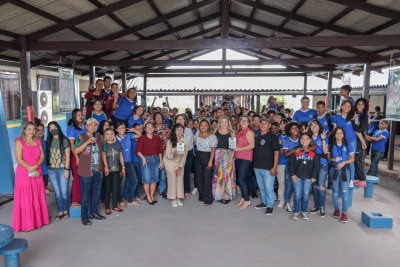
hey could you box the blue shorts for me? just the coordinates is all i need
[141,155,160,184]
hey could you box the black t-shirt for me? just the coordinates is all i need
[215,131,230,149]
[253,132,280,170]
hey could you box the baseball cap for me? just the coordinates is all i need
[86,118,99,125]
[260,118,271,123]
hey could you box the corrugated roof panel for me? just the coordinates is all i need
[0,50,19,58]
[280,48,311,57]
[335,9,391,32]
[168,12,197,27]
[260,0,301,12]
[367,0,400,12]
[29,0,97,21]
[201,18,220,29]
[230,19,247,30]
[325,49,358,57]
[76,15,123,39]
[0,36,15,42]
[315,29,345,37]
[373,23,400,35]
[250,25,274,37]
[76,51,101,56]
[297,0,346,23]
[138,23,169,37]
[152,0,190,14]
[252,10,286,26]
[198,2,220,17]
[283,20,319,35]
[100,51,130,60]
[0,4,55,35]
[157,34,179,40]
[353,46,387,52]
[115,34,140,41]
[177,25,206,37]
[114,1,156,27]
[40,29,90,41]
[230,1,253,17]
[260,49,286,58]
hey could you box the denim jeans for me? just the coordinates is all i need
[293,178,312,213]
[122,162,138,202]
[184,149,194,193]
[367,150,384,176]
[81,171,103,218]
[247,163,258,192]
[133,162,142,197]
[312,163,328,209]
[48,169,70,212]
[235,159,252,201]
[284,164,293,203]
[254,168,275,208]
[349,140,356,180]
[331,168,350,213]
[141,155,160,184]
[158,167,167,194]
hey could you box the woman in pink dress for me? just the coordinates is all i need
[12,122,50,232]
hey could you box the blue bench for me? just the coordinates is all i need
[69,206,82,218]
[347,184,359,207]
[364,175,379,198]
[362,211,393,229]
[0,238,28,267]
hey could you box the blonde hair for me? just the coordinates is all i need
[103,128,116,143]
[20,122,37,139]
[216,116,233,134]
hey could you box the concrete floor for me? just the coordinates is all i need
[1,174,400,267]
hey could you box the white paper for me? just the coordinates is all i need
[229,137,236,149]
[177,142,185,155]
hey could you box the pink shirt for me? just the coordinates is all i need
[235,128,253,161]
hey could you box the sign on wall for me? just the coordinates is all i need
[386,69,400,119]
[58,68,75,112]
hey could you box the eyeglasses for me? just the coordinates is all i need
[146,126,154,129]
[155,116,163,119]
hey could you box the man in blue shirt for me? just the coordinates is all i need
[161,107,174,129]
[339,85,355,106]
[366,121,389,176]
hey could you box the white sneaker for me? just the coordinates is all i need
[171,200,178,207]
[191,188,198,195]
[349,180,354,188]
[278,201,284,208]
[176,199,183,206]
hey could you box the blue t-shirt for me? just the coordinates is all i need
[269,104,280,111]
[340,96,355,106]
[332,115,356,143]
[278,134,287,165]
[371,129,389,153]
[163,117,174,129]
[292,109,317,124]
[311,135,329,164]
[282,136,300,159]
[329,143,354,166]
[368,114,383,134]
[116,133,134,162]
[130,137,141,163]
[317,114,330,133]
[114,97,136,120]
[67,124,86,140]
[128,115,145,128]
[91,111,107,124]
[253,128,261,137]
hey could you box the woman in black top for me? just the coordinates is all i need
[353,98,368,187]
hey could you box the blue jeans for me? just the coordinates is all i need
[184,149,194,193]
[367,149,384,176]
[141,156,160,184]
[80,171,103,218]
[122,162,138,202]
[48,169,70,213]
[349,140,356,180]
[254,168,275,208]
[133,162,142,197]
[284,164,293,203]
[331,168,350,213]
[293,178,312,213]
[235,159,252,201]
[158,167,167,194]
[312,163,328,209]
[247,163,258,192]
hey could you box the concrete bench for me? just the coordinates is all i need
[348,184,359,208]
[362,211,393,229]
[69,206,82,218]
[0,238,28,267]
[364,175,379,198]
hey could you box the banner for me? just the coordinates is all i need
[386,69,400,119]
[58,68,75,112]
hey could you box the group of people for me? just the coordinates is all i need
[11,81,390,231]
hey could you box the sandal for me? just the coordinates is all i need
[127,201,140,206]
[112,208,123,212]
[55,214,63,221]
[105,209,111,215]
[236,198,245,207]
[63,212,70,219]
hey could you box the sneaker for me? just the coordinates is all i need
[265,207,273,215]
[191,188,198,195]
[176,199,183,206]
[341,213,348,223]
[171,200,178,207]
[349,180,354,188]
[285,202,293,212]
[254,203,266,209]
[320,207,325,217]
[309,207,319,214]
[277,201,284,208]
[302,212,309,220]
[292,213,299,220]
[333,209,340,218]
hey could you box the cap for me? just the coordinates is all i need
[86,118,99,125]
[260,118,271,123]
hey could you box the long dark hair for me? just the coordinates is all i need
[46,121,67,166]
[234,106,243,117]
[68,109,84,130]
[307,119,323,136]
[169,123,185,148]
[340,100,355,122]
[329,127,348,153]
[355,97,369,121]
[98,120,111,135]
[185,110,193,120]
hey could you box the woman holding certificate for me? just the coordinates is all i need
[164,123,189,207]
[212,117,236,204]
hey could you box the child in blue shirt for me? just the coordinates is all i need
[366,121,389,176]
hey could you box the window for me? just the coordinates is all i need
[0,71,20,121]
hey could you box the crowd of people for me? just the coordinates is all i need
[11,79,390,231]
